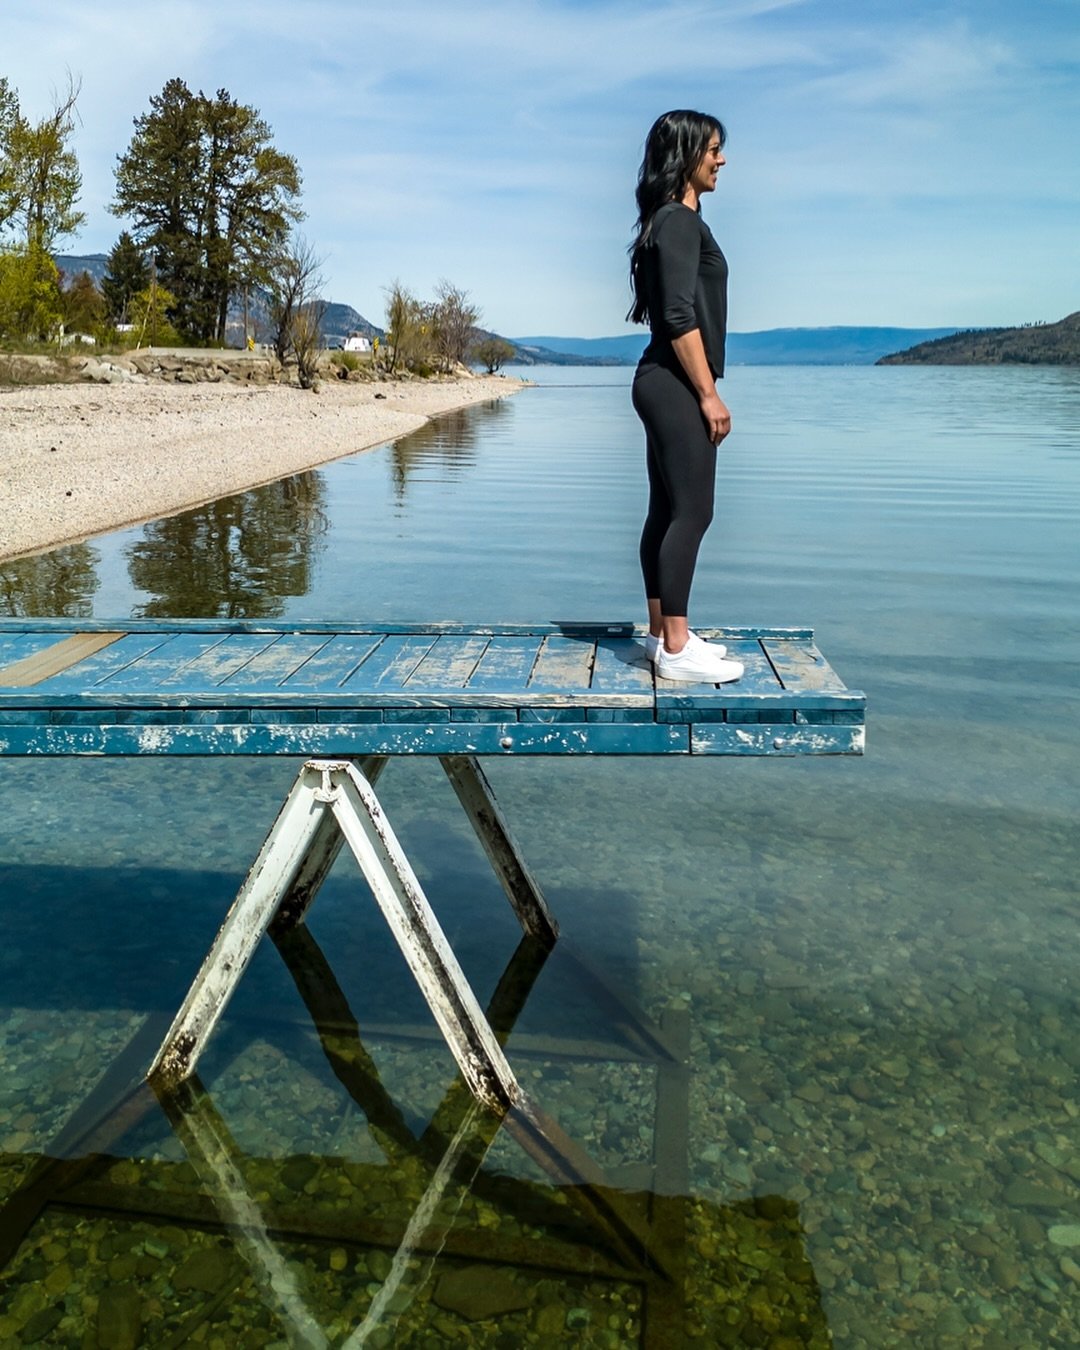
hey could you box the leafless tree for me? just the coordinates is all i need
[430,279,479,373]
[291,300,327,390]
[266,234,324,366]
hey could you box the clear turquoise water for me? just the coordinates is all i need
[1,364,1079,1346]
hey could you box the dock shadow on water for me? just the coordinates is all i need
[0,915,828,1347]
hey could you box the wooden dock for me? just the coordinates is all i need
[0,617,863,1341]
[0,620,864,756]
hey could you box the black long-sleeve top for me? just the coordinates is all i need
[636,201,728,378]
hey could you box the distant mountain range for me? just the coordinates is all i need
[877,312,1080,365]
[513,328,965,367]
[57,253,110,285]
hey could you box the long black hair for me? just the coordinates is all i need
[627,109,725,324]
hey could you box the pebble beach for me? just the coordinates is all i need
[0,373,524,562]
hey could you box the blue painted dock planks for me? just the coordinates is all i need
[466,636,544,691]
[0,621,865,757]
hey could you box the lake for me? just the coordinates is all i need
[1,363,1078,1347]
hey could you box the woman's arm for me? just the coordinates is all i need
[671,328,731,444]
[653,208,731,445]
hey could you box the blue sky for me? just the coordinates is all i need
[8,0,1079,337]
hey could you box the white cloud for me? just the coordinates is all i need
[801,24,1013,108]
[7,0,1078,331]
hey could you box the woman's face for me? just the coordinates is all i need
[688,132,725,198]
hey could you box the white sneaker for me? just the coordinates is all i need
[644,631,726,664]
[656,641,743,684]
[682,632,728,659]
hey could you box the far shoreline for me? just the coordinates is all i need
[0,374,527,564]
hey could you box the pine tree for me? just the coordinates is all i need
[101,231,150,325]
[59,269,104,336]
[112,80,302,344]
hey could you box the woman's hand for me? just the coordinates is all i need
[700,390,731,444]
[670,330,731,444]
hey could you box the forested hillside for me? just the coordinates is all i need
[878,313,1080,365]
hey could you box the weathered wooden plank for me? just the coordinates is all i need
[518,707,584,723]
[405,635,490,689]
[528,635,594,690]
[0,721,693,756]
[34,634,171,690]
[93,632,229,689]
[158,634,279,688]
[116,709,252,726]
[0,631,76,671]
[47,709,122,725]
[466,636,543,691]
[249,709,317,725]
[589,637,655,698]
[585,707,654,723]
[761,638,848,693]
[725,709,796,724]
[316,709,385,723]
[0,686,651,710]
[218,634,333,688]
[384,707,451,723]
[0,618,817,639]
[276,634,385,690]
[0,632,126,687]
[691,723,865,755]
[340,634,435,688]
[656,689,865,720]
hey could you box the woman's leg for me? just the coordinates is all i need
[633,365,717,651]
[639,431,670,640]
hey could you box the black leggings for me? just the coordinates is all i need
[632,362,717,616]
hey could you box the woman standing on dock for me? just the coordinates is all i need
[629,109,743,684]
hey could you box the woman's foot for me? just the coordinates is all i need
[656,639,743,684]
[645,631,727,663]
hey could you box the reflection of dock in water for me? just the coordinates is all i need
[0,919,829,1345]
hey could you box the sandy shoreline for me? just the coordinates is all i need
[0,375,525,563]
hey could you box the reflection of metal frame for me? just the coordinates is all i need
[1,895,693,1344]
[146,752,684,1285]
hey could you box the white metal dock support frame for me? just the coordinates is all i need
[148,757,557,1112]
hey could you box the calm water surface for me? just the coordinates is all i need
[1,365,1079,1347]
